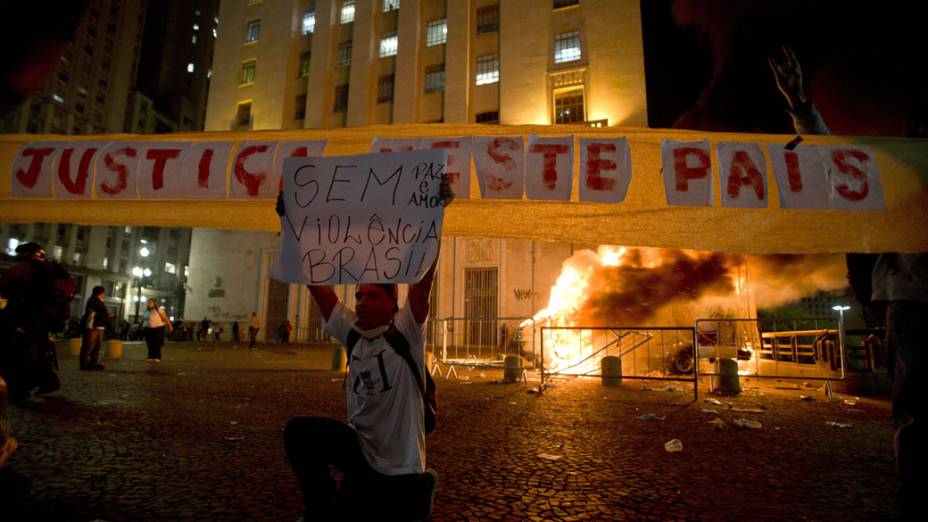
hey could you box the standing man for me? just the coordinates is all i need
[79,286,111,371]
[248,313,260,349]
[280,175,452,520]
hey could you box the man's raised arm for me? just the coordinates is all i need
[408,174,455,324]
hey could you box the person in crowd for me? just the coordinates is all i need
[143,298,172,363]
[279,320,293,343]
[199,316,211,342]
[232,320,240,343]
[770,45,924,518]
[248,313,260,349]
[79,286,111,371]
[0,242,75,400]
[279,175,452,520]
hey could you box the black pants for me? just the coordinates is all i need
[283,416,427,520]
[885,302,923,516]
[79,329,103,368]
[145,327,164,359]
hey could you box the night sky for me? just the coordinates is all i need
[641,0,927,137]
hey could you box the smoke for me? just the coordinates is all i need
[577,248,739,325]
[544,247,848,327]
[745,254,847,308]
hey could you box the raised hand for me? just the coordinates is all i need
[769,45,806,109]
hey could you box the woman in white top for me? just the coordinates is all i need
[144,299,173,362]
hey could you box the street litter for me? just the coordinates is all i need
[224,436,245,441]
[537,453,563,461]
[479,372,486,378]
[641,386,653,391]
[664,439,683,452]
[733,418,763,429]
[730,407,765,413]
[638,413,666,421]
[709,418,726,430]
[458,381,474,385]
[509,401,518,405]
[704,399,722,405]
[701,408,720,415]
[229,421,239,425]
[662,385,680,392]
[844,399,858,406]
[527,387,540,394]
[800,395,814,401]
[826,421,852,428]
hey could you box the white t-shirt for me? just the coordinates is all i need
[145,307,166,328]
[324,301,426,476]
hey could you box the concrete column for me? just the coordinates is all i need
[443,0,471,123]
[306,0,337,128]
[347,0,377,127]
[393,0,421,123]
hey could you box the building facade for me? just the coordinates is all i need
[190,0,651,346]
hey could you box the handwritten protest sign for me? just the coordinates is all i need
[271,149,448,285]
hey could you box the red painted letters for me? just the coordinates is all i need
[15,147,55,188]
[726,150,765,200]
[585,143,617,191]
[146,148,181,190]
[430,141,462,184]
[100,147,137,195]
[784,150,803,192]
[197,148,215,188]
[58,147,98,195]
[672,147,711,191]
[529,143,569,190]
[830,149,870,202]
[234,144,269,196]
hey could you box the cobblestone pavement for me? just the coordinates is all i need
[3,341,898,521]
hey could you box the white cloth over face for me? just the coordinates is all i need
[324,302,426,476]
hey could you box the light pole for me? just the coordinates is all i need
[132,264,152,323]
[831,304,851,398]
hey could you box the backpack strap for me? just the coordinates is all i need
[346,329,361,362]
[384,326,427,398]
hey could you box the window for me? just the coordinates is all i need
[553,0,580,8]
[295,94,306,119]
[334,84,349,111]
[426,19,447,46]
[240,60,256,84]
[102,257,109,271]
[475,54,499,85]
[165,262,177,274]
[377,75,394,102]
[476,111,500,123]
[302,12,315,34]
[554,31,581,63]
[383,0,400,11]
[340,1,355,24]
[338,42,352,66]
[476,4,499,34]
[236,101,252,126]
[245,19,260,42]
[5,237,19,255]
[299,52,311,77]
[379,31,398,57]
[554,88,584,123]
[425,64,444,93]
[51,245,63,260]
[187,62,195,73]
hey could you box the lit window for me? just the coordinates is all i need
[125,226,132,233]
[6,238,19,255]
[245,19,260,42]
[554,31,581,63]
[51,246,63,260]
[302,12,315,34]
[240,60,256,84]
[187,63,195,73]
[379,31,398,57]
[338,42,352,66]
[184,265,189,277]
[103,257,109,270]
[425,64,444,93]
[52,94,64,103]
[165,262,176,274]
[213,28,218,38]
[426,19,447,46]
[555,88,584,124]
[476,5,499,34]
[208,68,213,78]
[383,0,400,11]
[340,1,355,24]
[193,23,200,31]
[377,75,394,102]
[475,54,499,85]
[192,35,197,44]
[299,52,311,77]
[72,252,82,266]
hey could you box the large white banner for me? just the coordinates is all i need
[271,149,448,285]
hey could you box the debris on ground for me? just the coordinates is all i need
[844,399,858,406]
[826,421,852,428]
[730,407,765,413]
[661,385,680,392]
[537,453,563,461]
[664,439,683,452]
[223,436,245,441]
[638,413,666,421]
[800,395,814,401]
[709,418,726,430]
[701,408,720,415]
[733,418,763,429]
[704,399,722,406]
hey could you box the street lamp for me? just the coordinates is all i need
[132,265,152,322]
[831,305,851,398]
